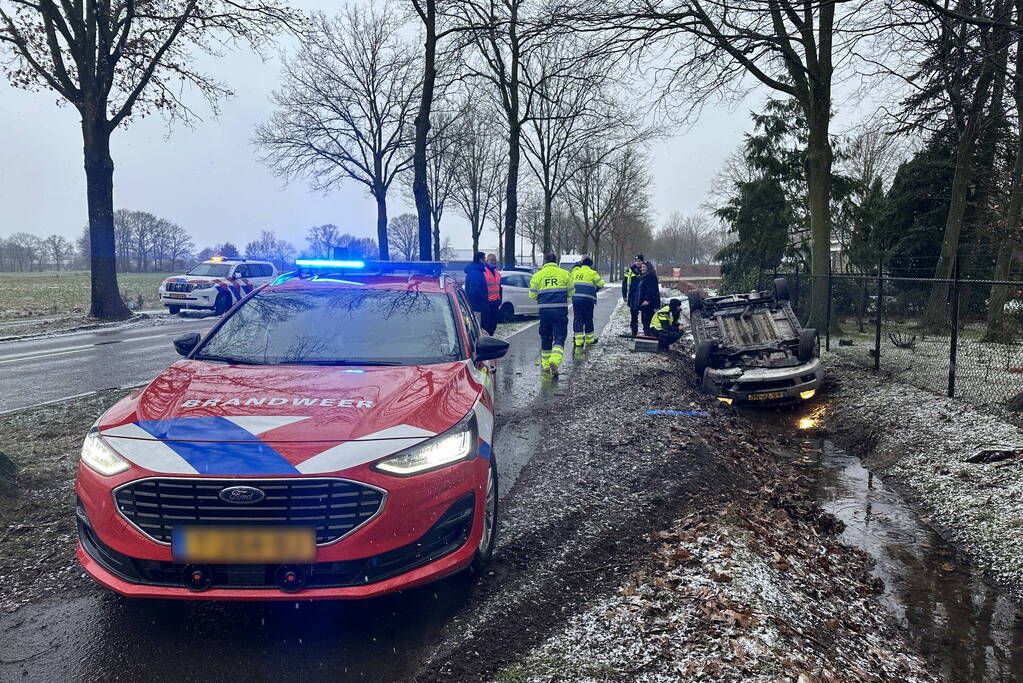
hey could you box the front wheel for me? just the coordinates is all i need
[471,455,499,572]
[213,292,231,316]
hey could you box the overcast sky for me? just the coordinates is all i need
[0,5,765,254]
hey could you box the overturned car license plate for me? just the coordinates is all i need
[747,391,786,401]
[173,526,316,563]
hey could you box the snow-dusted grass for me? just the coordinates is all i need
[833,318,1023,407]
[0,271,172,320]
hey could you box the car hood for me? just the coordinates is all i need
[96,360,487,475]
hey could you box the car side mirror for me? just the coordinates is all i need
[474,336,509,363]
[174,332,201,357]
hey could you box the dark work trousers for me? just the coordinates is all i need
[629,306,640,337]
[573,300,595,336]
[539,308,569,354]
[481,301,500,335]
[640,306,656,336]
[657,330,684,350]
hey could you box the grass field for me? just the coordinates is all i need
[0,271,173,320]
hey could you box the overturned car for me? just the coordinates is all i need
[688,279,822,404]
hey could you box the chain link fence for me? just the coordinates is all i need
[759,272,1023,408]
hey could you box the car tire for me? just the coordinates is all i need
[168,305,181,315]
[798,328,818,362]
[470,454,499,573]
[773,277,791,302]
[213,293,231,316]
[687,290,703,313]
[694,340,715,375]
[500,302,515,323]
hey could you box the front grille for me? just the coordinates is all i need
[165,282,194,293]
[737,378,795,392]
[81,493,475,590]
[114,478,385,546]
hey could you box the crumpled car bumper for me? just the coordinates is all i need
[703,357,823,403]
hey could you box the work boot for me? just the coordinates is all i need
[550,345,564,367]
[549,361,559,377]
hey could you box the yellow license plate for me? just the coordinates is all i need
[168,293,187,299]
[173,526,316,563]
[748,391,785,401]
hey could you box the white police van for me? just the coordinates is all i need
[158,258,278,315]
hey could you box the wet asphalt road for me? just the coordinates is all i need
[0,315,216,414]
[0,294,619,682]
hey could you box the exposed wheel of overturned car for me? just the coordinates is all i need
[773,277,790,302]
[798,328,818,362]
[687,290,703,313]
[470,454,499,573]
[694,340,715,376]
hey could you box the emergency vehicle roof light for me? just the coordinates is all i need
[295,258,366,269]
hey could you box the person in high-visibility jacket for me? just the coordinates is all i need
[650,298,685,350]
[482,253,502,335]
[529,252,574,376]
[571,257,605,348]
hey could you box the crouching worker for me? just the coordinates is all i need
[650,298,685,350]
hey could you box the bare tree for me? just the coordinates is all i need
[256,7,419,261]
[566,144,650,266]
[404,107,463,260]
[521,35,644,252]
[306,225,342,259]
[388,213,421,260]
[450,108,506,254]
[455,0,556,267]
[555,0,870,327]
[245,230,295,270]
[0,0,296,317]
[42,235,70,270]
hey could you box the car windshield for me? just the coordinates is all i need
[195,288,462,366]
[187,263,232,277]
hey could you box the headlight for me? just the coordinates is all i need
[192,282,215,290]
[80,431,130,476]
[373,414,477,476]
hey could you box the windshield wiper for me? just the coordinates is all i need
[193,355,267,366]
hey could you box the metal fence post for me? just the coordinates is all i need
[874,256,882,372]
[825,260,833,351]
[948,265,960,398]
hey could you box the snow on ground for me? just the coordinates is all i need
[825,354,1023,602]
[420,299,934,682]
[833,322,1023,408]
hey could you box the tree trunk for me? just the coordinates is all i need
[805,102,833,330]
[922,121,981,329]
[432,212,441,261]
[375,190,390,260]
[413,3,437,261]
[82,115,131,320]
[504,121,520,267]
[541,190,553,253]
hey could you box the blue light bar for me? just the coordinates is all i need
[295,259,366,269]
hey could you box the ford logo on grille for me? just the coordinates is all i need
[218,486,266,505]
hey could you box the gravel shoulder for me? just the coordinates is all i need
[0,389,132,613]
[824,354,1023,603]
[412,304,935,682]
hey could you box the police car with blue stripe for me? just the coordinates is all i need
[159,257,278,315]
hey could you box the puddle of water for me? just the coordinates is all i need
[753,404,1023,682]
